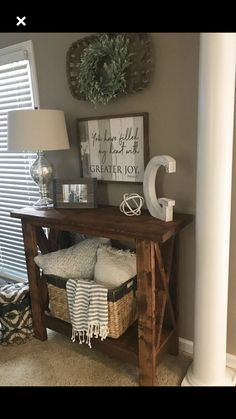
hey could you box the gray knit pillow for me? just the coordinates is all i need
[34,237,110,279]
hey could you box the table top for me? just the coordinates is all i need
[11,205,194,243]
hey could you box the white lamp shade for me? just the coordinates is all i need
[7,109,70,151]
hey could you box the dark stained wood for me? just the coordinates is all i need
[155,243,176,330]
[167,236,179,356]
[45,309,176,367]
[11,206,193,243]
[22,221,47,341]
[45,312,138,365]
[36,227,50,254]
[36,228,73,254]
[44,311,72,337]
[136,240,156,386]
[169,235,179,320]
[92,323,138,365]
[155,290,167,350]
[12,205,193,386]
[162,236,175,283]
[48,229,63,251]
[41,274,49,310]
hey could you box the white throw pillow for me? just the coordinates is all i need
[34,237,110,279]
[94,246,136,288]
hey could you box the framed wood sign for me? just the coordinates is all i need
[77,113,149,182]
[53,178,97,209]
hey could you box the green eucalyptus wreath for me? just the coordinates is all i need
[75,33,132,105]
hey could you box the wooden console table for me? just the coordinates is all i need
[11,205,193,386]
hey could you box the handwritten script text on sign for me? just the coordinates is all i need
[79,116,145,182]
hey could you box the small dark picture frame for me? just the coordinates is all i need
[53,178,97,209]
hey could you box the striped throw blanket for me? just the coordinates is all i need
[66,278,109,348]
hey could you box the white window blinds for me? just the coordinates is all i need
[0,42,40,281]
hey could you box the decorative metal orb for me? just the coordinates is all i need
[120,193,144,217]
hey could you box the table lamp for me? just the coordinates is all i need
[7,109,70,209]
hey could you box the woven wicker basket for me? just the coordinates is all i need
[46,275,137,339]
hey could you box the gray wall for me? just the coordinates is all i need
[2,32,232,354]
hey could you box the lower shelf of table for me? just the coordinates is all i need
[43,311,176,366]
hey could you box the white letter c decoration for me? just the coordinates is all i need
[143,155,176,222]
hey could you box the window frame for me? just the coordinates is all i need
[0,40,40,282]
[0,40,40,109]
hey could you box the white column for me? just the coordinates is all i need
[182,33,236,386]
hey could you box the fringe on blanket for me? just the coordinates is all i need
[71,323,109,348]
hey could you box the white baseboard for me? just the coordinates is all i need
[226,353,236,370]
[179,337,193,356]
[179,337,236,370]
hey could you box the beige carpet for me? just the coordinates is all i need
[0,330,192,386]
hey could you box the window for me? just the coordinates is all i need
[0,41,40,282]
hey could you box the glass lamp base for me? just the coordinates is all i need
[33,197,54,209]
[30,152,55,210]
